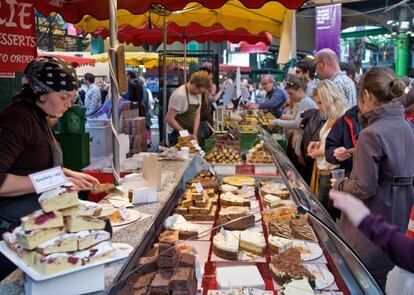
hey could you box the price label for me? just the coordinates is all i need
[220,226,227,239]
[29,167,67,194]
[179,130,190,137]
[241,185,249,193]
[195,182,204,193]
[199,150,206,158]
[119,206,131,221]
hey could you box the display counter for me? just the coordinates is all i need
[0,158,200,295]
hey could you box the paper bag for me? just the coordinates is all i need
[142,154,161,190]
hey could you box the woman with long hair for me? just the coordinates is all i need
[333,66,414,288]
[307,80,348,217]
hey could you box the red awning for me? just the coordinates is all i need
[88,22,272,46]
[35,0,308,24]
[39,53,95,68]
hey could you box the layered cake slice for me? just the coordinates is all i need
[164,214,209,239]
[21,210,64,231]
[291,220,318,242]
[218,206,255,231]
[33,252,82,275]
[220,184,238,193]
[74,241,115,264]
[65,216,106,232]
[268,235,293,254]
[14,226,65,250]
[261,183,290,200]
[212,230,239,260]
[38,187,79,213]
[3,231,40,266]
[263,194,281,208]
[239,231,266,256]
[76,230,111,250]
[36,233,78,255]
[268,220,294,239]
[220,192,250,207]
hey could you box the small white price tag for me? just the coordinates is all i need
[118,206,130,221]
[241,185,249,193]
[199,150,206,158]
[179,130,190,137]
[220,226,228,239]
[195,182,204,193]
[29,167,67,194]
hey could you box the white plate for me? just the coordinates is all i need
[305,264,335,290]
[110,209,142,227]
[292,240,323,261]
[0,241,131,282]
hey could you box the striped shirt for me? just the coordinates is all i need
[331,71,357,106]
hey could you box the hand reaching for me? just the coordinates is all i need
[329,190,370,226]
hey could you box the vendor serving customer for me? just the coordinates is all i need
[0,56,99,280]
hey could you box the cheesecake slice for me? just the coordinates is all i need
[65,216,106,233]
[21,210,64,231]
[76,230,111,250]
[217,206,255,231]
[14,226,65,250]
[74,241,115,264]
[220,184,238,193]
[33,252,82,275]
[268,235,293,254]
[212,230,239,260]
[263,194,281,208]
[239,231,266,256]
[164,214,209,239]
[39,187,79,213]
[36,233,78,255]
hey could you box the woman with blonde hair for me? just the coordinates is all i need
[307,80,348,217]
[333,66,414,288]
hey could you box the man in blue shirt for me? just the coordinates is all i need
[247,74,287,118]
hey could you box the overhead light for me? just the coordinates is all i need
[400,21,410,30]
[392,31,397,36]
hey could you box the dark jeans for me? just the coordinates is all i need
[318,175,341,220]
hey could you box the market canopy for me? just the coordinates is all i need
[90,52,159,68]
[75,1,293,38]
[35,0,307,24]
[38,52,96,68]
[85,22,272,47]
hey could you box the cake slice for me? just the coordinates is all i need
[220,192,250,207]
[60,204,81,216]
[36,233,78,255]
[263,194,281,208]
[239,231,266,256]
[268,220,294,239]
[74,241,115,264]
[76,230,111,250]
[21,210,64,231]
[220,184,238,193]
[268,235,293,254]
[39,187,79,213]
[65,216,106,233]
[164,214,209,239]
[14,226,65,250]
[212,230,239,260]
[78,200,102,217]
[33,252,82,275]
[218,211,255,231]
[3,230,40,266]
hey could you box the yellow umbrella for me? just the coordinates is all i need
[75,1,290,38]
[90,52,159,68]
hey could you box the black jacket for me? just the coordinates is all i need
[325,105,361,173]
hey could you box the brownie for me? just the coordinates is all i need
[157,252,179,268]
[136,255,158,274]
[158,267,175,277]
[175,206,188,215]
[149,272,170,295]
[169,267,194,290]
[194,197,208,207]
[189,206,200,214]
[131,271,156,290]
[184,214,194,221]
[159,230,179,245]
[179,253,196,268]
[159,242,177,257]
[171,277,197,295]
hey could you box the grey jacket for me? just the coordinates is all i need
[335,102,414,287]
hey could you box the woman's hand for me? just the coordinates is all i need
[280,114,293,120]
[307,141,318,155]
[333,147,352,162]
[64,170,99,191]
[329,190,370,226]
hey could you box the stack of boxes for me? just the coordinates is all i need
[121,109,147,156]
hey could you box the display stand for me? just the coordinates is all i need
[24,264,104,295]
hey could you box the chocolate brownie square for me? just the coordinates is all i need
[159,230,179,245]
[136,255,158,274]
[149,272,170,295]
[169,267,193,290]
[157,252,179,268]
[179,253,196,268]
[159,243,176,257]
[131,271,156,290]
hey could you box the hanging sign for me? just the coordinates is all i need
[0,0,37,72]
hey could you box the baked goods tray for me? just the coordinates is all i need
[0,241,132,282]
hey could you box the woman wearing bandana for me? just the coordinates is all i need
[0,57,99,279]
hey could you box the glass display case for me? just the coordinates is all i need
[260,128,383,294]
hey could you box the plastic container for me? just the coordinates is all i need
[57,106,86,134]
